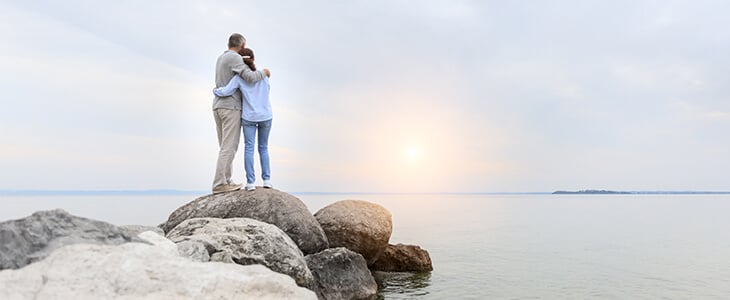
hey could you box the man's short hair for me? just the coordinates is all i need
[228,33,246,48]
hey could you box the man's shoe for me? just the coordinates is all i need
[263,180,273,189]
[245,183,256,191]
[212,183,242,194]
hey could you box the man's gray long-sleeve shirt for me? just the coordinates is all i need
[213,50,267,110]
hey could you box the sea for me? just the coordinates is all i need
[1,193,729,299]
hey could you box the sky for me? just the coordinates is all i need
[1,0,729,193]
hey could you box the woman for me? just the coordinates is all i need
[213,48,272,191]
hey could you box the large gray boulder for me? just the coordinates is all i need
[314,200,392,265]
[0,232,316,300]
[160,189,328,254]
[306,247,377,300]
[0,209,137,270]
[166,217,314,288]
[370,243,433,272]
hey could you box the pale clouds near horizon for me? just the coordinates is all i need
[1,1,728,192]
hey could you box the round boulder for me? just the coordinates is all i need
[166,217,314,288]
[314,200,392,265]
[306,247,377,300]
[370,243,433,272]
[160,189,328,255]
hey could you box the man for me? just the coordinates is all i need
[212,33,270,194]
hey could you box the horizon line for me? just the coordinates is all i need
[1,189,730,196]
[0,189,551,196]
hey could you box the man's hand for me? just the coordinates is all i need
[263,68,271,78]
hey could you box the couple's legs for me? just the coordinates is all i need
[242,119,272,185]
[212,108,241,189]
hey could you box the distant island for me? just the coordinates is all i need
[553,190,730,195]
[553,190,631,194]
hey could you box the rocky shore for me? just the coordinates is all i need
[0,188,432,299]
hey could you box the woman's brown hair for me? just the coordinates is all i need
[239,48,256,71]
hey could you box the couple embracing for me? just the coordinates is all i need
[211,33,273,194]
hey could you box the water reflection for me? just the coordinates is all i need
[374,271,432,299]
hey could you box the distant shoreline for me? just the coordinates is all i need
[553,189,730,195]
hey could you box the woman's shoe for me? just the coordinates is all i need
[263,180,273,189]
[245,183,256,191]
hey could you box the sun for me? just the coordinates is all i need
[403,145,423,162]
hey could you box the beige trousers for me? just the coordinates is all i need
[212,108,241,189]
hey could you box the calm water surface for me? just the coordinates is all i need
[2,194,729,299]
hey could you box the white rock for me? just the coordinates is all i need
[120,224,165,237]
[0,239,316,300]
[137,230,178,256]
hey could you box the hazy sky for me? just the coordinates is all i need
[1,1,729,192]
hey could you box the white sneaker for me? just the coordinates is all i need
[263,180,273,189]
[245,183,256,191]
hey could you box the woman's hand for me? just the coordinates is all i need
[263,68,271,78]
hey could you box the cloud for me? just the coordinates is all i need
[704,111,730,121]
[1,1,730,192]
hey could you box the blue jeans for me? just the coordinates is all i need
[242,119,272,184]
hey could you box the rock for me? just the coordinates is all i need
[370,243,433,272]
[314,200,392,265]
[306,247,377,300]
[0,209,137,270]
[136,231,178,256]
[166,217,314,288]
[120,224,165,237]
[176,240,210,262]
[136,230,211,263]
[0,238,316,299]
[210,250,234,263]
[161,189,328,254]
